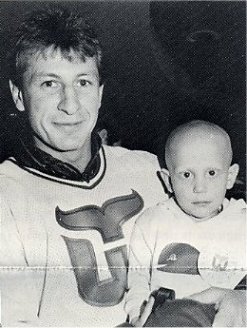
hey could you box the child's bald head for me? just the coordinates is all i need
[161,120,239,219]
[165,120,233,172]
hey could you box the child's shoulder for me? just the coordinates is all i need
[136,198,176,226]
[221,198,246,226]
[225,198,246,214]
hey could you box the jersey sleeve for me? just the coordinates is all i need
[0,193,41,326]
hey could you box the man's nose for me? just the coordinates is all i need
[193,176,207,193]
[58,87,80,115]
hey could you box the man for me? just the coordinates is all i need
[0,6,245,328]
[0,7,165,327]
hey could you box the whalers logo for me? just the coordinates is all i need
[56,190,143,306]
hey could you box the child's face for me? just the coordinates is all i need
[164,134,238,219]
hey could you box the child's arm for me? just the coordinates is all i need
[124,211,156,325]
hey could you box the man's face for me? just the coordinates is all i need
[12,48,103,156]
[167,136,236,219]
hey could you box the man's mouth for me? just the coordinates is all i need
[54,121,83,126]
[53,121,83,132]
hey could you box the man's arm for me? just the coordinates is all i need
[188,287,246,327]
[0,195,41,326]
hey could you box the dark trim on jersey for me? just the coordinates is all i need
[234,275,246,290]
[7,147,107,190]
[12,131,102,182]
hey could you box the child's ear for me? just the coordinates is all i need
[226,163,239,190]
[9,80,25,112]
[159,169,173,193]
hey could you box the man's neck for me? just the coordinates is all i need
[35,139,92,173]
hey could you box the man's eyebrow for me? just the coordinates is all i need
[77,72,99,78]
[32,72,98,80]
[31,73,61,80]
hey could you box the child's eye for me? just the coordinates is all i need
[208,170,216,177]
[182,172,191,178]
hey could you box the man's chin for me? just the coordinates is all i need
[37,139,85,155]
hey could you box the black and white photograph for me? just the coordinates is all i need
[0,1,246,327]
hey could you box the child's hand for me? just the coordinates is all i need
[130,316,141,327]
[130,295,155,326]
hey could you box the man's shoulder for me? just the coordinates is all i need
[0,158,19,176]
[0,159,30,201]
[103,145,160,169]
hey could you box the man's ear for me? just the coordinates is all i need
[98,84,104,107]
[226,163,239,190]
[159,168,173,193]
[9,80,25,112]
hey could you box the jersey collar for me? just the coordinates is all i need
[12,132,102,183]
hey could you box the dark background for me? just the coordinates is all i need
[0,1,245,193]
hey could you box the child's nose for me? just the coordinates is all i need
[193,176,207,193]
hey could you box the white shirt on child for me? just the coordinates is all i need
[125,197,246,321]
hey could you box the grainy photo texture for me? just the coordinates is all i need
[0,1,246,327]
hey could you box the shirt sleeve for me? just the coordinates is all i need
[124,210,156,321]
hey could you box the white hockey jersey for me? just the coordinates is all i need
[0,145,165,327]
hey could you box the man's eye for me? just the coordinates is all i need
[78,79,91,87]
[42,81,57,88]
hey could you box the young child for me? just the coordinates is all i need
[124,120,246,326]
